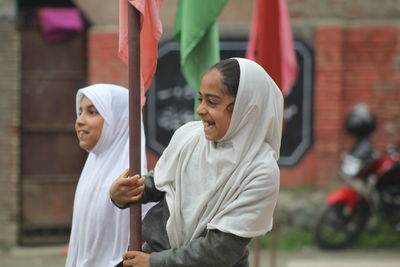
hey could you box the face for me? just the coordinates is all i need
[75,96,104,151]
[196,69,235,141]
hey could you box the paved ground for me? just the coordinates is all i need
[250,249,400,267]
[0,245,67,267]
[1,245,399,267]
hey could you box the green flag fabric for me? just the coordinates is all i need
[174,0,228,101]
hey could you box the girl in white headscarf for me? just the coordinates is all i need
[66,83,149,267]
[110,58,283,267]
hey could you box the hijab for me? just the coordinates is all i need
[154,58,283,248]
[66,83,148,267]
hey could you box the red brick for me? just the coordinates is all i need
[282,25,400,186]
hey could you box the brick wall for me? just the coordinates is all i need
[0,25,20,246]
[84,1,400,187]
[343,27,400,151]
[0,0,394,249]
[281,25,400,186]
[87,28,161,169]
[87,23,400,186]
[88,29,128,87]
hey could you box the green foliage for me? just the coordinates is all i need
[282,184,319,195]
[259,228,314,251]
[251,222,400,251]
[355,222,400,249]
[0,241,13,253]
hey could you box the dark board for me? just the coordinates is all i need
[145,39,313,167]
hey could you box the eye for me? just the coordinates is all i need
[207,99,217,106]
[197,97,203,103]
[88,107,99,115]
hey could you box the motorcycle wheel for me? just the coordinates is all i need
[314,200,370,249]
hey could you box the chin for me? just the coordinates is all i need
[204,135,217,141]
[79,142,90,151]
[204,134,212,140]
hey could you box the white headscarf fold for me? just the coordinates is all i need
[154,58,283,248]
[66,84,148,267]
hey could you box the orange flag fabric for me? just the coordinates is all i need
[119,0,163,107]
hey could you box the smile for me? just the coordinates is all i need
[202,120,215,131]
[77,130,89,137]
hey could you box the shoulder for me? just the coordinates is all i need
[170,121,202,142]
[175,121,201,134]
[248,144,280,185]
[158,121,202,159]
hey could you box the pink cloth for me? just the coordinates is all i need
[119,0,164,107]
[246,0,297,97]
[38,8,83,43]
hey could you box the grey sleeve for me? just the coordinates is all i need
[149,230,251,267]
[141,170,165,203]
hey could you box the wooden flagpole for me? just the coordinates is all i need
[127,2,142,251]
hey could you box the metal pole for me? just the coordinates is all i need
[128,2,142,252]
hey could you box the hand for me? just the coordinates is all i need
[123,251,150,267]
[109,169,145,206]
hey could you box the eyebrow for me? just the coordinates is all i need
[80,104,96,109]
[199,92,221,99]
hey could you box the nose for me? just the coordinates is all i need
[75,113,85,126]
[196,101,206,117]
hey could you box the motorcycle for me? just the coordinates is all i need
[313,103,400,249]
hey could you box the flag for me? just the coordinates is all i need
[246,0,297,97]
[118,0,164,107]
[174,0,228,97]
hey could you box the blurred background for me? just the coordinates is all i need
[0,0,399,266]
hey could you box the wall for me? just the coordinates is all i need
[0,0,19,246]
[280,0,400,186]
[78,0,400,187]
[0,0,397,248]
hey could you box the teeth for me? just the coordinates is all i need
[203,121,214,127]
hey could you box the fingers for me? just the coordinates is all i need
[119,169,142,182]
[123,251,149,267]
[119,175,144,187]
[123,251,138,267]
[126,183,144,202]
[122,252,131,266]
[128,175,144,186]
[110,172,145,206]
[123,251,137,260]
[129,192,143,202]
[123,260,133,267]
[125,181,144,194]
[120,168,130,178]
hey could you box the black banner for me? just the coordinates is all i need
[145,39,313,167]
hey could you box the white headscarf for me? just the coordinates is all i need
[66,84,148,267]
[154,58,283,248]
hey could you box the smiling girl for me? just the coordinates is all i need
[110,58,283,267]
[66,84,149,267]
